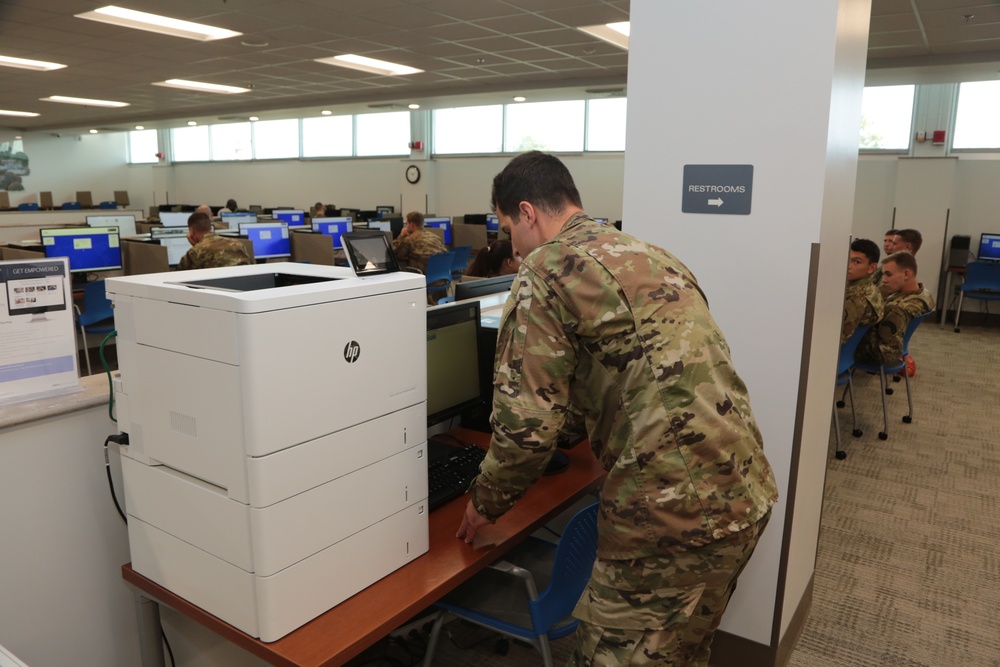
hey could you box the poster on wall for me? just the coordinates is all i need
[0,138,29,191]
[0,258,81,406]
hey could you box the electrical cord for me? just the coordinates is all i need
[161,628,176,667]
[99,330,118,423]
[105,434,128,524]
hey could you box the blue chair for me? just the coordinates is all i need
[62,201,82,210]
[853,311,933,440]
[833,325,869,460]
[75,280,115,376]
[422,502,599,667]
[953,261,1000,333]
[98,200,118,209]
[449,245,473,280]
[425,251,455,304]
[18,202,39,211]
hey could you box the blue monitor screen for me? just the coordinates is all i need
[424,217,452,245]
[486,215,499,232]
[313,217,354,249]
[274,210,306,227]
[239,222,290,259]
[979,234,1000,261]
[40,226,122,273]
[222,212,257,227]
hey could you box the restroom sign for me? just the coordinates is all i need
[682,164,753,215]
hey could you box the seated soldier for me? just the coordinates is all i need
[856,252,934,365]
[841,238,883,344]
[391,211,446,274]
[177,212,252,270]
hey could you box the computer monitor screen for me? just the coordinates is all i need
[376,205,394,217]
[2,259,70,317]
[313,217,354,249]
[150,226,190,265]
[455,274,516,302]
[87,214,137,238]
[426,300,482,426]
[486,214,499,232]
[158,211,190,227]
[424,217,452,245]
[369,220,391,232]
[40,227,122,273]
[239,222,290,259]
[464,214,488,226]
[274,209,306,227]
[222,212,257,227]
[341,231,401,276]
[979,233,1000,261]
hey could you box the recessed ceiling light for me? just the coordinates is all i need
[321,110,332,115]
[0,54,67,71]
[75,6,241,42]
[187,121,197,126]
[0,109,39,117]
[135,125,144,130]
[513,96,526,102]
[40,95,129,108]
[15,135,21,139]
[578,21,630,50]
[152,79,251,94]
[408,104,420,109]
[249,116,259,121]
[315,54,423,76]
[89,129,98,134]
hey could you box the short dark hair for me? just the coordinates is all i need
[226,199,238,211]
[884,251,918,276]
[187,211,213,233]
[491,151,582,220]
[884,229,898,236]
[405,211,424,227]
[896,228,922,254]
[850,238,880,266]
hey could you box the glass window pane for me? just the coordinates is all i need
[859,85,914,150]
[171,126,210,162]
[505,100,585,153]
[253,118,299,159]
[587,98,627,151]
[954,81,1000,149]
[356,111,409,156]
[210,123,252,161]
[128,129,159,163]
[302,115,353,157]
[433,105,503,154]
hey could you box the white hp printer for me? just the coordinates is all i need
[107,262,428,642]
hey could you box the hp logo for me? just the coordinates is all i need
[343,340,361,363]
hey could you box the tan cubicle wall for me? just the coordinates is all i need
[122,239,169,275]
[452,223,487,250]
[290,230,335,266]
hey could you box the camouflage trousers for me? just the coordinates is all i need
[567,513,771,667]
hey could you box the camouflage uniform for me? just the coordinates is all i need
[841,274,883,344]
[177,233,253,271]
[391,228,446,275]
[469,213,778,666]
[856,284,934,365]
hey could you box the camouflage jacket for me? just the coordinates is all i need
[856,284,934,365]
[841,274,884,344]
[470,213,778,559]
[391,229,446,275]
[177,233,252,271]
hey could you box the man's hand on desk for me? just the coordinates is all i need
[457,501,493,544]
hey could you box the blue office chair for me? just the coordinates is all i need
[98,200,118,209]
[75,280,115,376]
[953,261,1000,333]
[422,502,599,667]
[833,325,869,460]
[425,251,455,304]
[62,201,82,210]
[449,245,473,280]
[18,202,39,211]
[853,311,933,440]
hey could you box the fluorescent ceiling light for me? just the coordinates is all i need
[0,54,66,71]
[40,95,129,108]
[0,109,40,117]
[578,21,630,50]
[315,54,423,76]
[75,6,241,42]
[152,79,251,94]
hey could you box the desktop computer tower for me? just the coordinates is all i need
[108,263,429,642]
[949,235,971,268]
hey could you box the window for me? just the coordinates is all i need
[210,123,251,161]
[302,115,353,157]
[171,126,210,162]
[356,111,409,156]
[505,100,585,153]
[953,81,1000,150]
[128,129,159,164]
[586,98,627,151]
[859,85,914,150]
[433,105,503,154]
[253,119,299,159]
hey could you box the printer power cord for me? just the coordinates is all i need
[99,330,118,423]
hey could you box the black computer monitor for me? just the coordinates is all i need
[238,221,290,259]
[87,214,137,237]
[455,274,515,302]
[424,217,452,245]
[313,217,354,249]
[426,300,483,426]
[464,214,488,225]
[222,212,257,227]
[40,226,122,273]
[376,205,394,217]
[150,226,191,266]
[273,209,306,227]
[979,233,1000,261]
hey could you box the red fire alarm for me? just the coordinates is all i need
[932,130,946,145]
[155,151,165,160]
[408,141,423,151]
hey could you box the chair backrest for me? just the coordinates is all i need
[529,502,599,635]
[39,191,54,209]
[838,324,869,377]
[450,245,472,274]
[62,201,81,210]
[962,261,1000,292]
[98,201,118,209]
[0,191,9,209]
[18,202,39,211]
[79,280,114,327]
[76,191,93,207]
[425,251,454,284]
[114,190,130,206]
[900,310,933,357]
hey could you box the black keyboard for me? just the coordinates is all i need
[427,441,487,511]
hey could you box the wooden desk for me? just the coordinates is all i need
[122,429,605,667]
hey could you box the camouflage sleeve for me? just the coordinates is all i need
[871,304,909,363]
[391,235,411,263]
[470,269,578,521]
[841,290,867,344]
[177,249,193,271]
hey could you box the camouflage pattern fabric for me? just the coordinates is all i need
[841,274,884,344]
[470,213,778,560]
[391,228,446,274]
[569,514,770,667]
[855,284,934,365]
[177,233,252,271]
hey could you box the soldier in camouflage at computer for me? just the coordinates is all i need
[391,210,446,275]
[177,212,252,271]
[842,238,884,344]
[457,151,778,667]
[856,251,934,365]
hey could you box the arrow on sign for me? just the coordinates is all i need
[708,198,724,207]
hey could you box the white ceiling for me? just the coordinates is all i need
[1,0,999,134]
